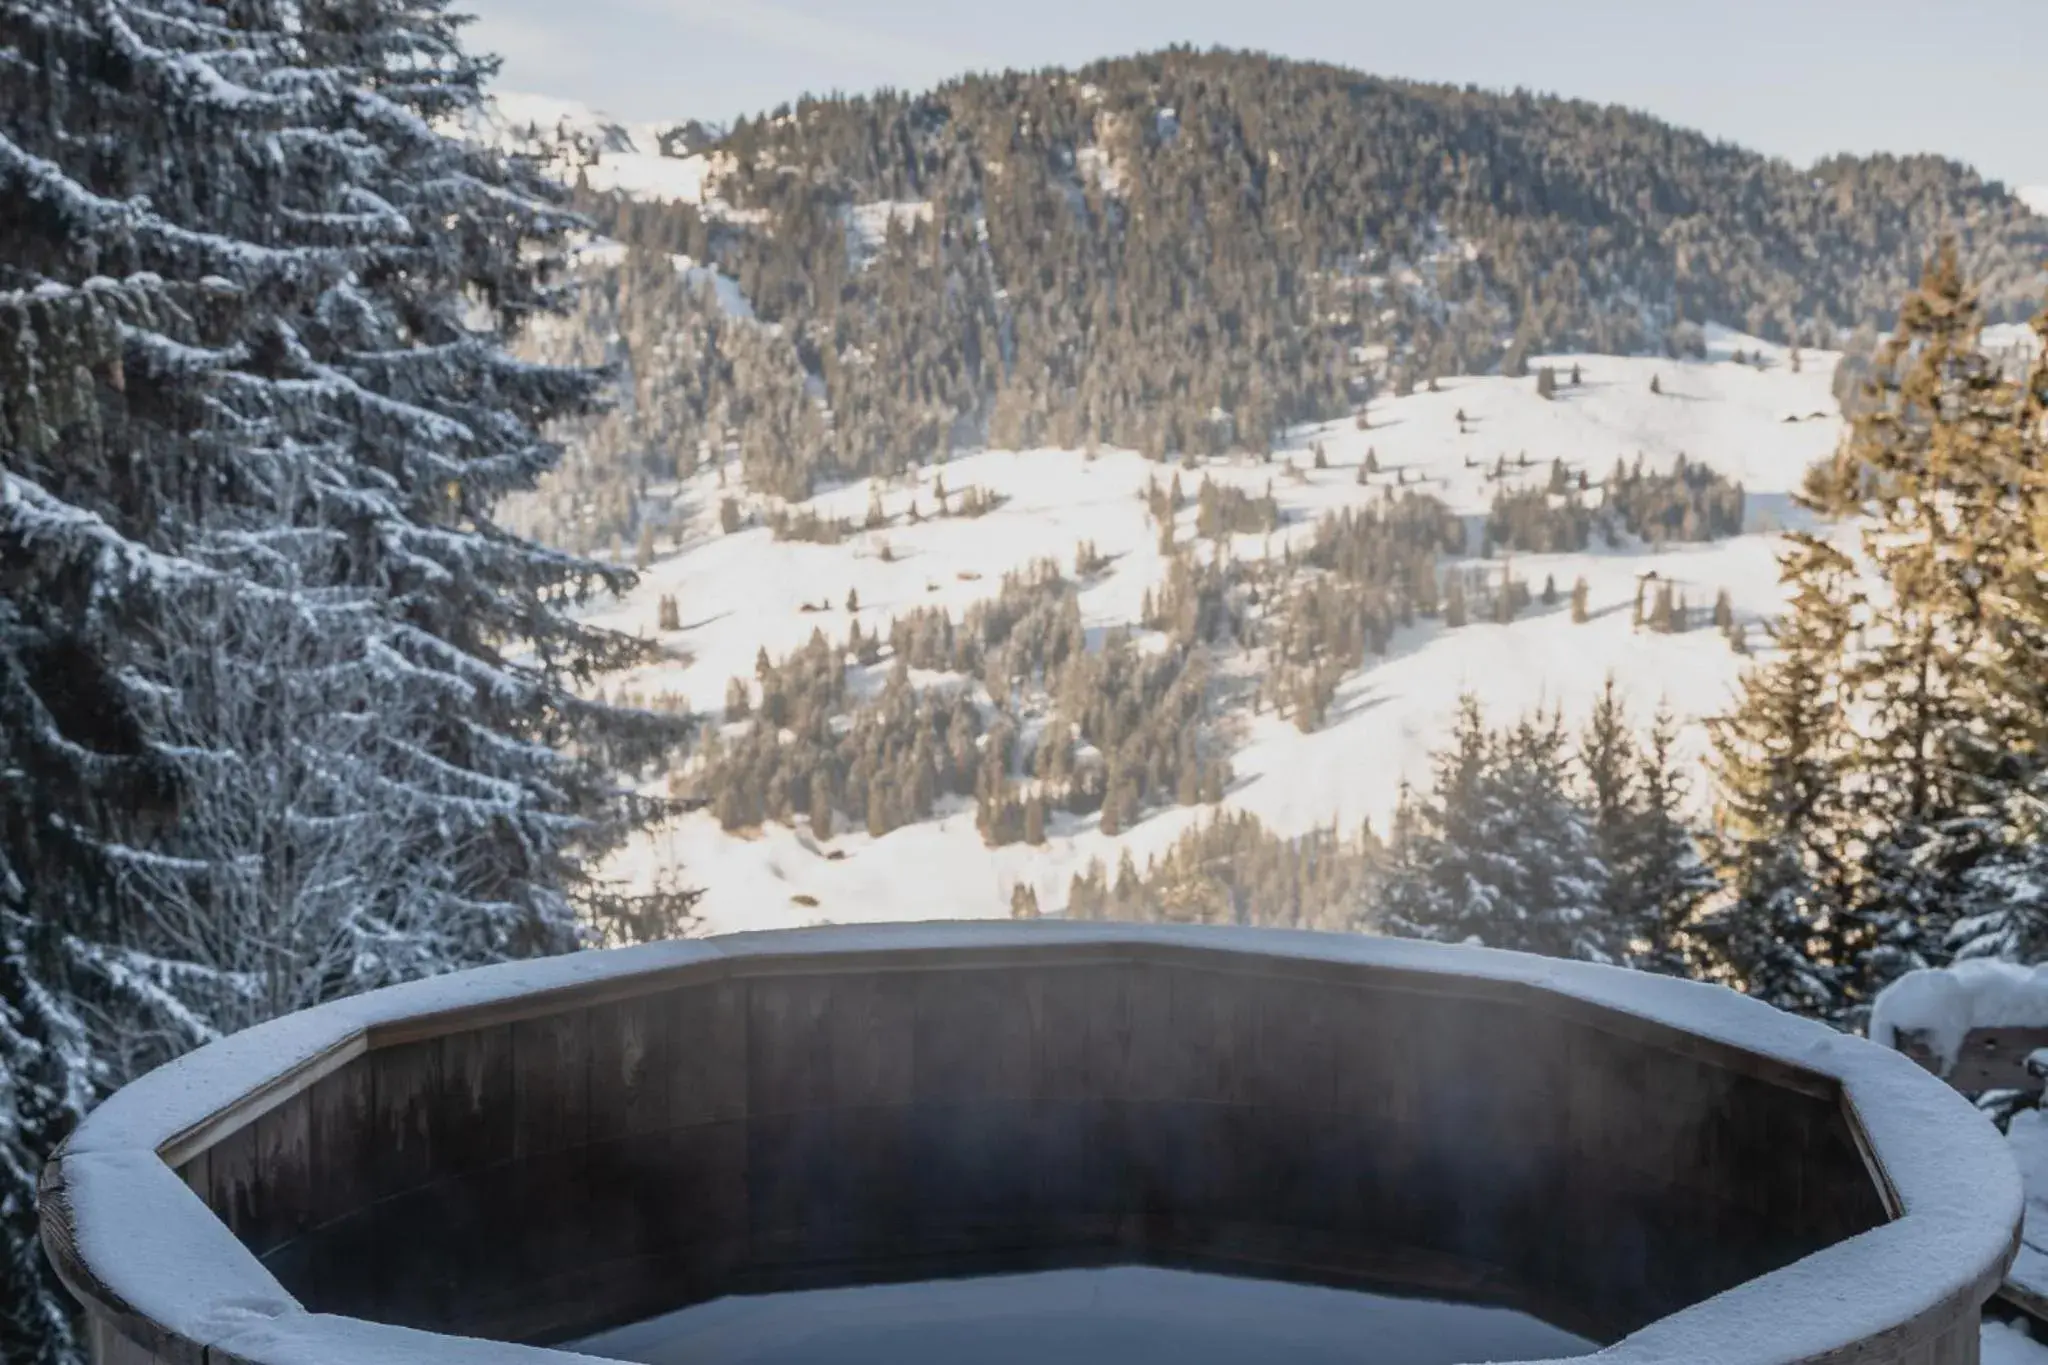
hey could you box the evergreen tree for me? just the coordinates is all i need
[809,773,834,841]
[1570,682,1708,973]
[0,0,688,1349]
[1649,582,1676,633]
[1444,576,1468,628]
[1377,698,1614,962]
[0,869,90,1365]
[1628,707,1718,975]
[1947,776,2048,965]
[1805,244,2042,1001]
[1694,842,1843,1019]
[1579,679,1639,894]
[1698,537,1856,1018]
[1937,298,2048,966]
[1010,883,1041,919]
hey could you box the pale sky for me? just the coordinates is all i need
[464,0,2047,191]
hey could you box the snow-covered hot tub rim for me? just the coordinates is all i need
[41,922,2022,1365]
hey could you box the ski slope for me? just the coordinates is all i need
[585,328,1856,935]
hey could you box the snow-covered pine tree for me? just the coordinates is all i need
[1944,295,2048,967]
[1579,677,1640,890]
[1694,842,1843,1020]
[1698,536,1857,1019]
[1577,682,1713,973]
[1805,243,2015,1000]
[1946,802,2048,965]
[1377,702,1493,945]
[1788,248,2048,1005]
[1,0,687,1350]
[1377,697,1614,962]
[2,10,293,1346]
[1497,710,1617,962]
[1627,705,1718,976]
[0,843,93,1365]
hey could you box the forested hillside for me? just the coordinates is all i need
[502,47,2047,550]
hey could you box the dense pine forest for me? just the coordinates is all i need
[5,13,2048,1362]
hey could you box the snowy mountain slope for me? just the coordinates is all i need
[586,330,1853,935]
[456,91,719,203]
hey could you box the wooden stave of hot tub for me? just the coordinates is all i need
[39,922,2021,1365]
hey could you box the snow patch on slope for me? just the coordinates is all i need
[844,201,935,266]
[671,255,754,321]
[1075,145,1123,196]
[457,91,718,205]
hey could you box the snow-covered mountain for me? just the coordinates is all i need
[586,329,1852,936]
[477,86,2038,939]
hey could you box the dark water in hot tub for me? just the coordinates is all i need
[572,1266,1596,1365]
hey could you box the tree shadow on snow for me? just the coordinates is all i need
[1326,688,1393,727]
[678,609,734,632]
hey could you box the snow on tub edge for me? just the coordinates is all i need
[48,923,2022,1365]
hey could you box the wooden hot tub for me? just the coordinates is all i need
[39,923,2020,1365]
